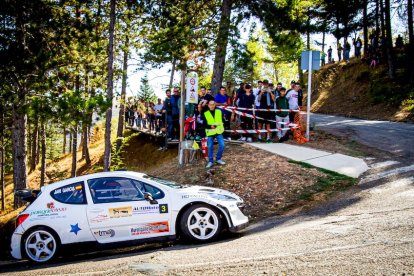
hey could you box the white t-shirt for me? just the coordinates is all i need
[153,103,163,116]
[286,90,299,110]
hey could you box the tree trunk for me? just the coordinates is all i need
[35,130,40,166]
[375,0,380,34]
[384,0,395,79]
[40,120,46,187]
[69,131,72,153]
[169,57,176,88]
[408,0,414,83]
[409,0,414,45]
[380,0,386,56]
[82,124,91,165]
[298,57,304,85]
[30,118,38,171]
[103,0,116,171]
[322,29,326,58]
[363,0,369,56]
[116,22,130,153]
[12,103,27,208]
[63,126,66,154]
[1,109,5,211]
[210,0,233,95]
[71,125,78,177]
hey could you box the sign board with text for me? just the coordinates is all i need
[186,71,198,104]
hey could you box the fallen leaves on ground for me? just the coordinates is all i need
[149,143,327,222]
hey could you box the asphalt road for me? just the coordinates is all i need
[310,113,414,160]
[2,159,414,275]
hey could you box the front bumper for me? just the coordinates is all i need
[10,233,23,260]
[217,203,249,232]
[229,221,249,232]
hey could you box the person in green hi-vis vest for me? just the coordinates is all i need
[203,100,226,169]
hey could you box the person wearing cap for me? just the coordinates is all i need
[287,80,296,94]
[275,87,290,142]
[203,100,226,168]
[258,79,275,143]
[286,82,299,123]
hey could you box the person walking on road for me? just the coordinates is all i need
[203,100,226,169]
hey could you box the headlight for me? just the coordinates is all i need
[207,193,237,201]
[237,202,246,212]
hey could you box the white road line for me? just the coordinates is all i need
[369,160,400,170]
[360,164,414,184]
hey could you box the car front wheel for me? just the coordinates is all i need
[180,204,222,242]
[23,227,59,263]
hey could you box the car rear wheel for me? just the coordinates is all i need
[180,204,222,242]
[23,227,59,263]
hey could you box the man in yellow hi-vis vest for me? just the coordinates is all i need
[203,100,226,169]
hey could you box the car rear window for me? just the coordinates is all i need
[50,182,86,204]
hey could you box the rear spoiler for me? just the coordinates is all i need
[15,189,41,203]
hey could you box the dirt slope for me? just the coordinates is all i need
[307,59,413,122]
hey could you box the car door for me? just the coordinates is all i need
[49,181,95,244]
[85,176,171,243]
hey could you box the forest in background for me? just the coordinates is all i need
[0,0,412,211]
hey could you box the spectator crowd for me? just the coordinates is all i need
[125,79,303,145]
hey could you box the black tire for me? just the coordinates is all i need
[22,226,60,263]
[180,204,222,242]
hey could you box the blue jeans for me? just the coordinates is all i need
[135,118,141,129]
[207,134,225,163]
[167,114,173,138]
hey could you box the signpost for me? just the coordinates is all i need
[186,71,198,104]
[300,50,321,140]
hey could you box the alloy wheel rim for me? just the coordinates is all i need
[187,207,219,240]
[25,230,57,262]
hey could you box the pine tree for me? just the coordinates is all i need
[137,73,157,102]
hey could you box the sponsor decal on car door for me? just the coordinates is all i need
[85,177,171,243]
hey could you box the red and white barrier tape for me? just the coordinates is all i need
[219,105,300,112]
[225,126,299,134]
[217,106,297,126]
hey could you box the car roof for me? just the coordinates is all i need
[41,171,147,191]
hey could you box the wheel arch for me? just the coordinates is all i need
[174,201,230,237]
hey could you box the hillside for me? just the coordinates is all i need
[308,57,414,123]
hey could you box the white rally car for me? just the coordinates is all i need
[11,171,248,263]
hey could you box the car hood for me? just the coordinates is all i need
[178,185,243,202]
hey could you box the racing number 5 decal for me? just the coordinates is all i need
[159,204,168,214]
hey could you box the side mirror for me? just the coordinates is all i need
[143,192,158,205]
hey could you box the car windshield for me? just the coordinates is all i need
[143,175,186,189]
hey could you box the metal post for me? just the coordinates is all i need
[179,64,186,165]
[306,51,312,140]
[164,111,168,149]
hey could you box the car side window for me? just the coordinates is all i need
[88,177,145,204]
[50,182,86,204]
[131,180,165,200]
